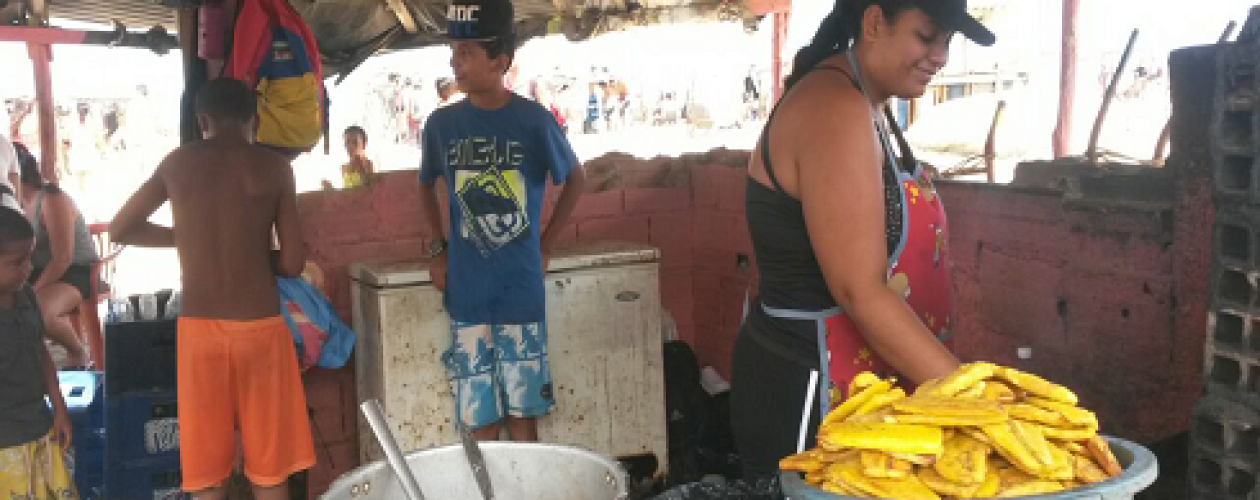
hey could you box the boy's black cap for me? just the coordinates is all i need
[913,0,995,46]
[445,0,515,41]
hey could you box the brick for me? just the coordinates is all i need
[1215,154,1256,204]
[693,211,751,273]
[692,272,723,322]
[649,213,694,269]
[309,404,350,443]
[690,166,723,209]
[1206,351,1250,397]
[1193,395,1260,461]
[338,239,425,266]
[1215,265,1257,312]
[547,223,579,249]
[375,207,426,239]
[717,166,747,213]
[303,371,345,411]
[1189,456,1256,500]
[623,187,691,214]
[660,267,694,333]
[576,216,650,244]
[313,213,386,245]
[308,440,361,497]
[573,189,624,219]
[975,249,1064,349]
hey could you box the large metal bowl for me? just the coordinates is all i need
[322,441,629,499]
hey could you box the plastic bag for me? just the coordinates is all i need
[651,476,782,500]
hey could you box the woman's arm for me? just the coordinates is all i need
[32,191,77,292]
[791,86,958,385]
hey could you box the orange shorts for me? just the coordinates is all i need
[177,316,315,492]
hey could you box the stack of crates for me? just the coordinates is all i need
[1195,40,1260,499]
[58,370,104,499]
[103,319,184,499]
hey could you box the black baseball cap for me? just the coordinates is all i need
[445,0,514,41]
[913,0,995,46]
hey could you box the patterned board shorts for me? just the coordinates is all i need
[0,430,78,499]
[442,321,555,430]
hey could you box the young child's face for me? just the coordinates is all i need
[344,133,365,156]
[0,238,34,296]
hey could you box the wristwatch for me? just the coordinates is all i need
[427,237,448,258]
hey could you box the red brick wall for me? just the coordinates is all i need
[939,181,1204,443]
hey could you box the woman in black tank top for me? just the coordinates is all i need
[730,0,995,486]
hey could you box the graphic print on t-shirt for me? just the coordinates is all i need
[450,136,529,257]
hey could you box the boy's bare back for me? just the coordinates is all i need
[158,138,304,320]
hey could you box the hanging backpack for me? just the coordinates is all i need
[225,0,326,154]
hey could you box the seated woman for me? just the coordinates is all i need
[13,143,98,368]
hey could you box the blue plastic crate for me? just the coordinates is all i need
[105,390,179,463]
[104,320,177,395]
[58,371,105,499]
[105,455,186,500]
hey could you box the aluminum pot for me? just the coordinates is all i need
[322,442,629,500]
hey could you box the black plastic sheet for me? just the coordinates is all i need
[650,477,783,500]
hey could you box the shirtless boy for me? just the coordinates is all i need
[111,77,314,500]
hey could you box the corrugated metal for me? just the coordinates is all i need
[50,0,175,29]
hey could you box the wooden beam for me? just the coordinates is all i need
[1052,0,1078,158]
[1085,29,1139,164]
[27,43,58,182]
[748,0,791,16]
[772,10,790,102]
[0,26,87,44]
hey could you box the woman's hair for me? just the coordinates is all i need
[0,185,33,246]
[784,0,915,91]
[12,142,62,194]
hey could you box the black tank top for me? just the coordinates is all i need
[747,65,906,311]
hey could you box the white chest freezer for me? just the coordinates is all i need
[349,241,667,475]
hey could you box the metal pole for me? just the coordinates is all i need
[361,400,426,500]
[1052,0,1079,158]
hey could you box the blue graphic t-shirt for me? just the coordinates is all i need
[419,94,577,324]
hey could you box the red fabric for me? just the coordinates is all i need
[284,300,327,371]
[824,167,954,399]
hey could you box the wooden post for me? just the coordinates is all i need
[1052,0,1079,158]
[27,42,57,182]
[985,101,1007,183]
[773,10,791,102]
[177,7,207,144]
[1085,29,1140,164]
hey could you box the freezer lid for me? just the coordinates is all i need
[349,241,660,287]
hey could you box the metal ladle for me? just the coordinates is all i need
[361,399,426,500]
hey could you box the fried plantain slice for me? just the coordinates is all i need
[819,422,945,455]
[1086,435,1123,477]
[998,367,1078,404]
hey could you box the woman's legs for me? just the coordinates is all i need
[730,325,821,483]
[36,283,88,367]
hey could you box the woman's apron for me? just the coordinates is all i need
[763,52,954,422]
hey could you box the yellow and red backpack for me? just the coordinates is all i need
[225,0,327,154]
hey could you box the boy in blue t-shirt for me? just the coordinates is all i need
[418,0,586,442]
